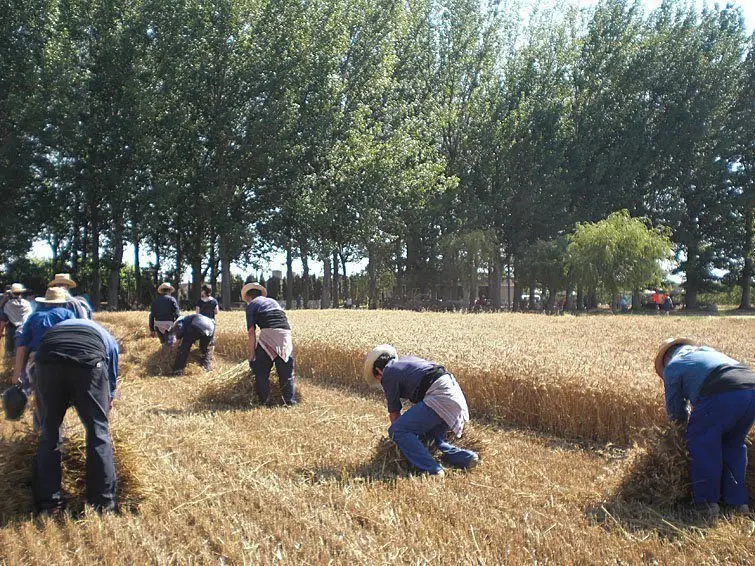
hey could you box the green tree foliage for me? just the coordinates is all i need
[567,210,672,310]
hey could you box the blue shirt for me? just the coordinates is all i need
[662,345,742,422]
[55,319,119,398]
[381,356,437,414]
[245,297,290,330]
[16,306,76,352]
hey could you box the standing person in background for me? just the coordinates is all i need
[47,274,92,319]
[195,284,219,320]
[149,283,180,347]
[655,338,755,520]
[172,313,215,375]
[363,345,479,477]
[33,318,119,515]
[0,284,33,358]
[663,294,674,316]
[241,282,296,406]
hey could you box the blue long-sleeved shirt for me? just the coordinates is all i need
[149,294,180,331]
[16,305,76,352]
[381,356,438,414]
[662,345,742,422]
[55,319,119,398]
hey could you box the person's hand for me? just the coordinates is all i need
[150,331,156,338]
[109,398,114,411]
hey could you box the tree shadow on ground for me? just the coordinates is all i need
[0,429,147,527]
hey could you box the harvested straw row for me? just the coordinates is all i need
[0,428,150,520]
[197,362,303,408]
[615,424,755,507]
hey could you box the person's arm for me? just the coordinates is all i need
[149,307,155,334]
[0,320,5,339]
[195,307,201,314]
[663,367,688,423]
[13,346,28,384]
[248,327,257,361]
[389,411,401,423]
[172,297,180,320]
[214,302,219,316]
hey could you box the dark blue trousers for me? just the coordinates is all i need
[389,401,477,474]
[686,389,755,506]
[252,345,295,405]
[174,325,214,372]
[33,361,116,512]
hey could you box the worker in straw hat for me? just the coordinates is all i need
[241,281,296,405]
[47,273,92,319]
[172,313,215,375]
[32,317,119,515]
[364,345,479,476]
[11,287,77,426]
[149,282,180,347]
[0,283,33,359]
[656,337,755,519]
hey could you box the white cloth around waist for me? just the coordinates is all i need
[258,328,293,362]
[154,320,175,333]
[423,373,470,438]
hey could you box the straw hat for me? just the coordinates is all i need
[47,273,77,289]
[157,282,175,294]
[655,337,696,378]
[363,344,398,388]
[241,282,267,300]
[36,287,70,304]
[10,283,26,294]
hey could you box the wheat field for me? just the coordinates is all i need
[0,310,752,564]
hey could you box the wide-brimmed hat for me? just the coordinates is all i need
[10,283,26,294]
[36,287,70,304]
[363,344,398,388]
[655,337,696,378]
[157,282,175,294]
[241,282,267,300]
[47,273,77,289]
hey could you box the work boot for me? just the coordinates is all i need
[732,504,751,515]
[466,453,480,470]
[695,502,720,522]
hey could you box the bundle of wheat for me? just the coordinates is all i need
[197,362,303,409]
[0,428,149,520]
[364,425,487,478]
[615,424,755,507]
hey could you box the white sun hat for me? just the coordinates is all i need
[363,344,398,388]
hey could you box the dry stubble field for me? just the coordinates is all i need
[0,310,753,564]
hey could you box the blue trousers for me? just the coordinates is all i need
[33,361,116,512]
[388,401,477,474]
[252,345,295,405]
[685,389,755,506]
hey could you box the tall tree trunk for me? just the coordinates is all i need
[490,253,502,309]
[368,246,378,309]
[739,206,753,310]
[506,254,513,311]
[191,257,202,304]
[133,225,141,307]
[90,221,101,312]
[588,287,597,309]
[220,237,232,310]
[107,222,124,310]
[566,283,575,311]
[321,255,331,309]
[285,244,294,310]
[577,285,584,312]
[209,233,218,292]
[174,236,183,298]
[339,250,348,302]
[684,244,700,310]
[528,279,536,311]
[632,290,641,312]
[154,246,161,287]
[301,240,310,309]
[331,250,339,308]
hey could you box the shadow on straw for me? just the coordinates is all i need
[193,364,303,411]
[587,424,755,537]
[0,428,149,526]
[299,427,486,484]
